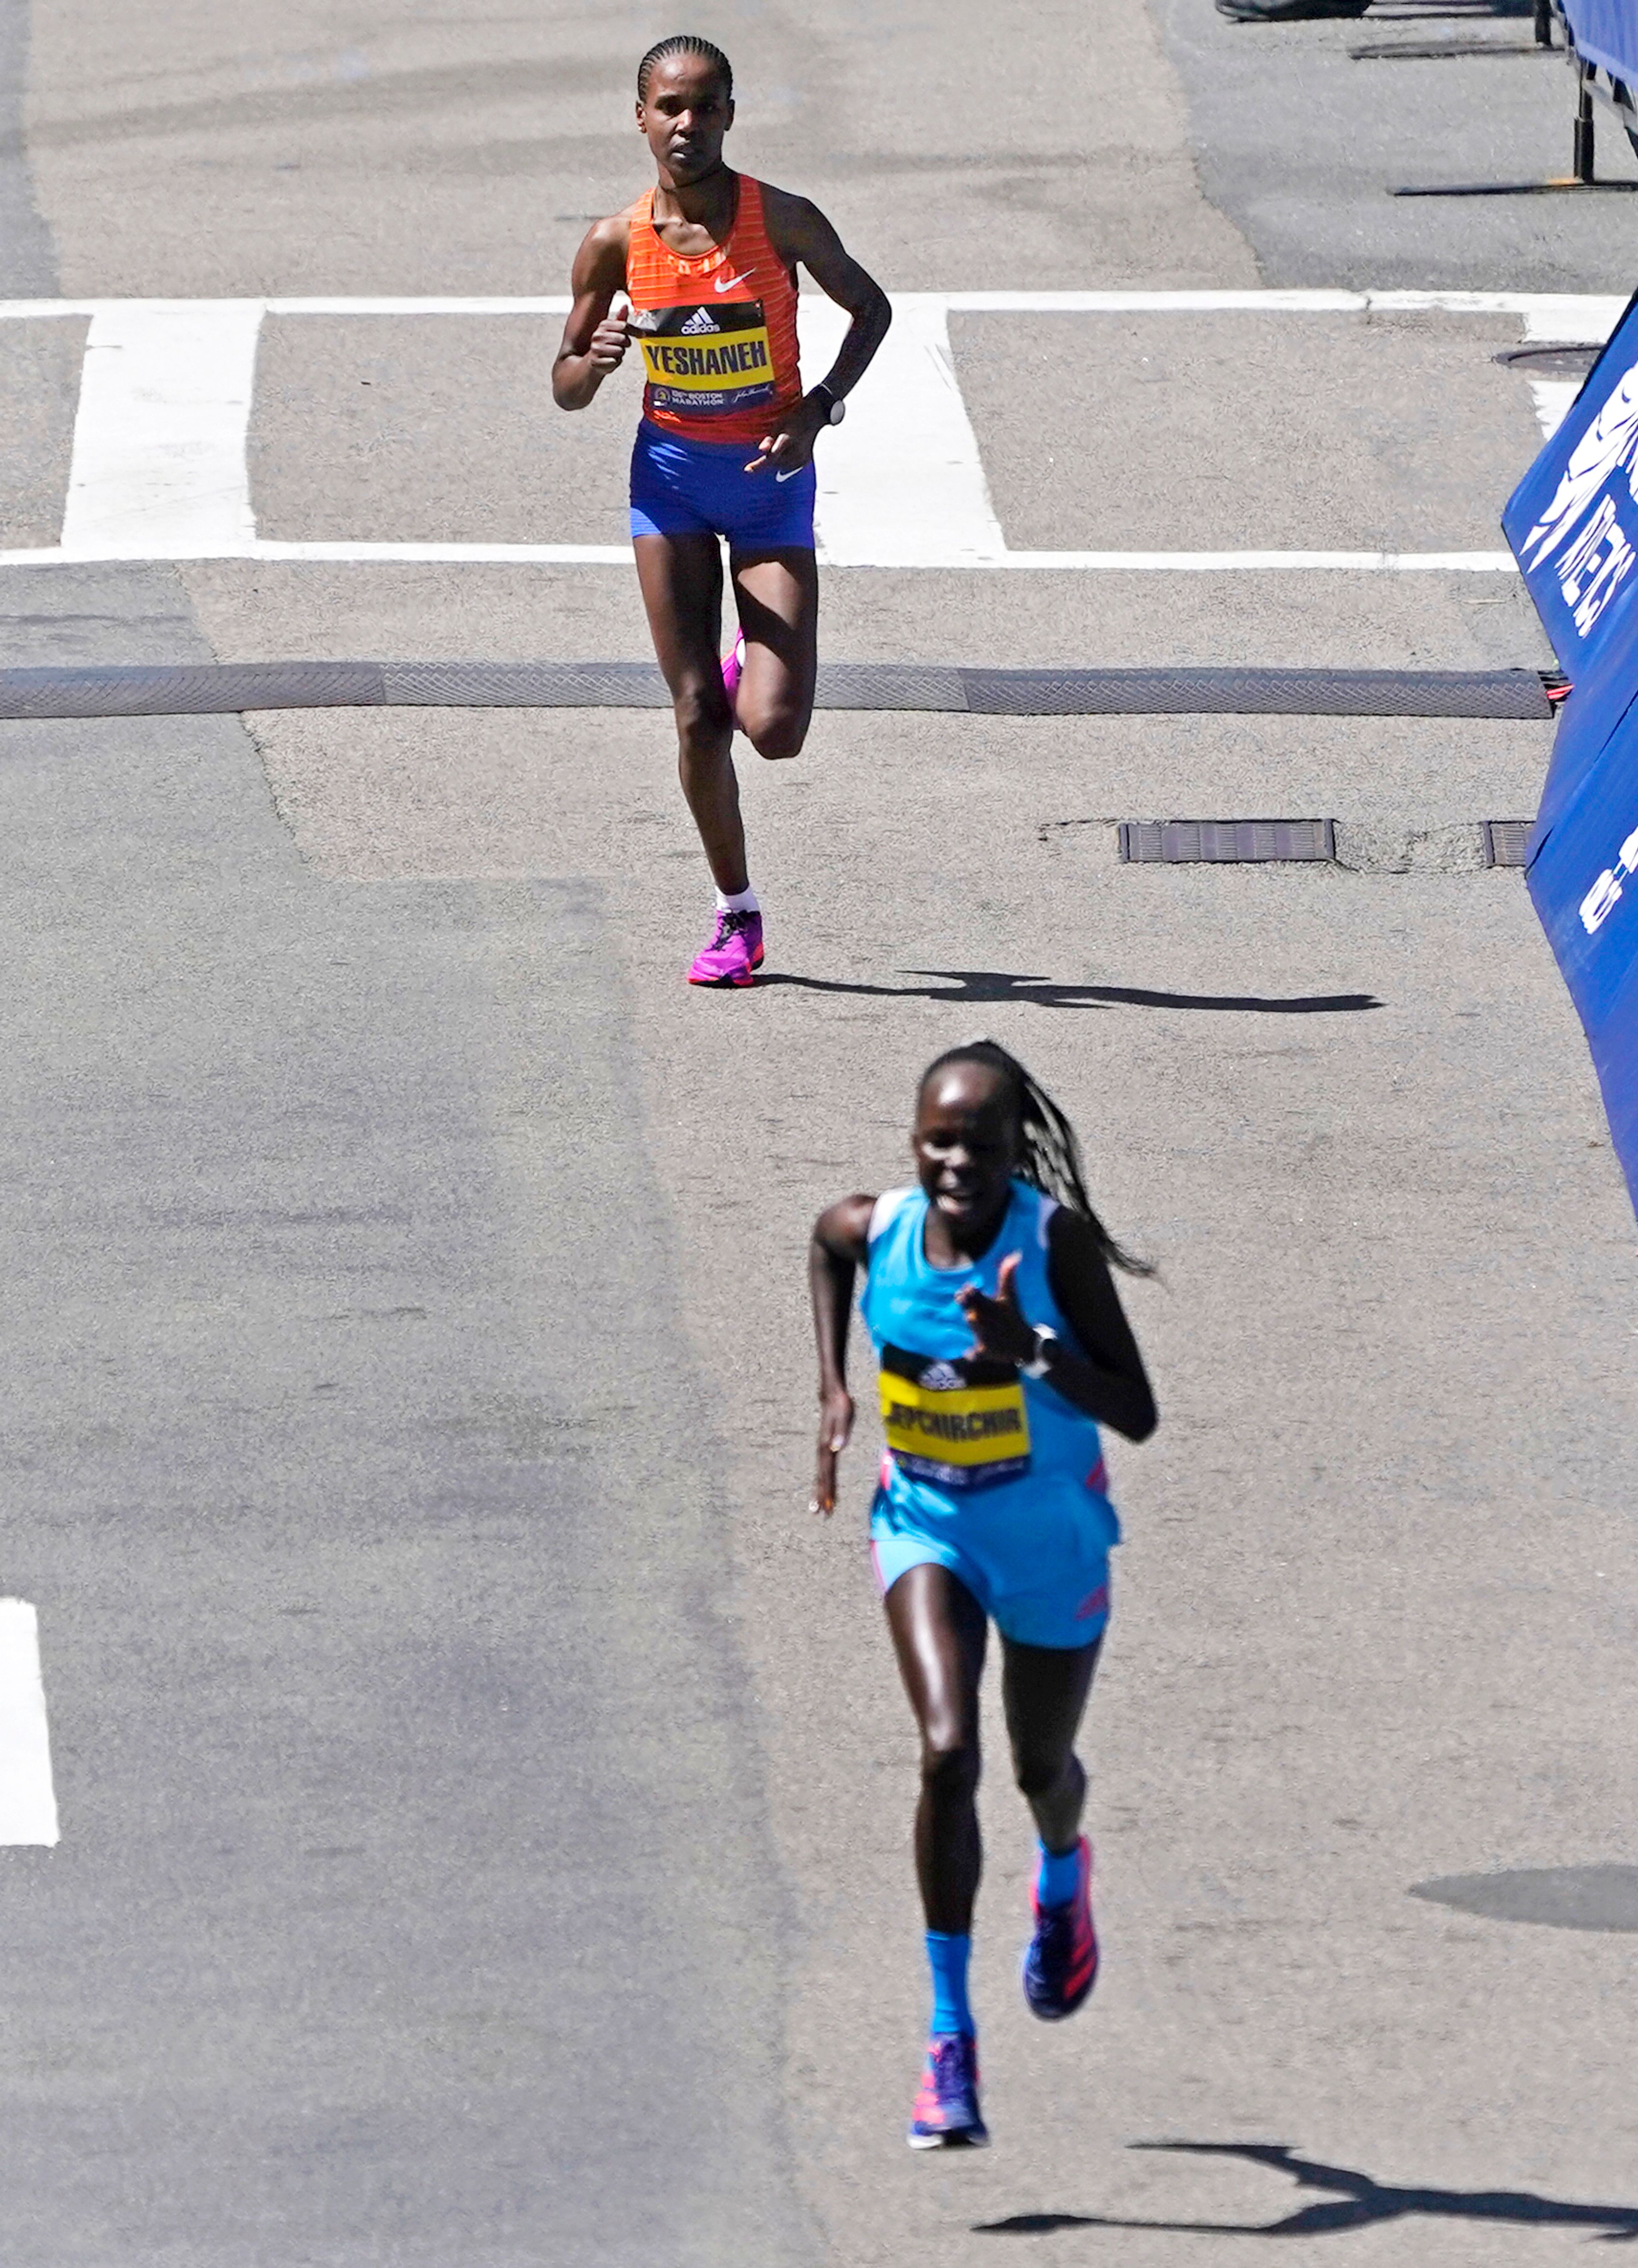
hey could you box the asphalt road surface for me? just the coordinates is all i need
[3,5,1637,2265]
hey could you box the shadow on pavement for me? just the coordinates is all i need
[1368,2,1536,17]
[973,2142,1638,2240]
[1410,1863,1638,1931]
[758,970,1383,1012]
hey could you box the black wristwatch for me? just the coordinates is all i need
[1021,1326,1059,1380]
[809,383,847,426]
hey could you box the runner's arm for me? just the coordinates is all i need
[809,1192,875,1514]
[746,189,892,475]
[552,217,633,410]
[960,1213,1157,1442]
[1042,1211,1157,1441]
[764,187,892,406]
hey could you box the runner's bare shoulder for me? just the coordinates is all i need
[814,1191,877,1263]
[755,183,856,276]
[569,211,632,295]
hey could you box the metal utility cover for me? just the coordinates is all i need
[1120,820,1336,864]
[1479,821,1533,862]
[1493,344,1602,380]
[1484,819,1532,867]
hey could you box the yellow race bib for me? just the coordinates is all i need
[879,1345,1031,1491]
[631,299,777,418]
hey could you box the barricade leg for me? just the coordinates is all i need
[1574,65,1596,183]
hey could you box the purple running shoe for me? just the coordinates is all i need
[907,2033,989,2149]
[687,906,764,988]
[722,630,745,723]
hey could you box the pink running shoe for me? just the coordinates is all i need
[722,630,745,722]
[907,2033,989,2149]
[687,906,764,988]
[1022,1834,1098,2020]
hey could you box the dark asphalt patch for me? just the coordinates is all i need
[0,574,816,2263]
[1411,1865,1638,1930]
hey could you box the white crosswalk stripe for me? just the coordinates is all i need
[0,1600,60,1848]
[60,300,263,561]
[0,290,1619,571]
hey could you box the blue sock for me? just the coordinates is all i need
[925,1930,974,2038]
[1037,1840,1081,1908]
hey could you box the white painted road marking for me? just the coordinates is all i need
[60,301,263,561]
[1530,380,1582,441]
[798,295,1007,565]
[0,290,1615,571]
[1,290,1618,321]
[0,540,1518,569]
[0,1600,60,1847]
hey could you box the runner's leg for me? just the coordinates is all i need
[1000,1633,1101,1852]
[1005,1634,1103,2020]
[633,531,748,893]
[889,1563,993,2138]
[728,545,819,761]
[885,1563,988,1934]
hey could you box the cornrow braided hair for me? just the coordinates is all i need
[921,1038,1153,1278]
[637,34,733,103]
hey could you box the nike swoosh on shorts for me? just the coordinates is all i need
[775,467,804,482]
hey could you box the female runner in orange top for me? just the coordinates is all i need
[552,34,891,988]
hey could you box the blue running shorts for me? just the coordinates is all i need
[868,1480,1112,1652]
[629,418,816,549]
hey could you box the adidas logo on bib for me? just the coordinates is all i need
[679,306,720,335]
[918,1361,965,1392]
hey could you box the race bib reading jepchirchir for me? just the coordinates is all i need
[878,1344,1032,1491]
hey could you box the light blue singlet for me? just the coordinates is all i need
[859,1179,1119,1649]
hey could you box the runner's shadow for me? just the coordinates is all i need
[756,969,1108,1007]
[974,2142,1638,2241]
[1078,984,1380,1014]
[758,970,1381,1012]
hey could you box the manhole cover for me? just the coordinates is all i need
[1494,344,1602,379]
[1410,1864,1638,1931]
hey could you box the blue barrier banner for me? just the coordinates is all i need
[1526,689,1638,1212]
[1529,692,1638,1032]
[1503,287,1638,672]
[1508,285,1638,1216]
[1561,0,1638,86]
[1527,573,1638,860]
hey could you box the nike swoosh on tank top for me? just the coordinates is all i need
[623,173,804,447]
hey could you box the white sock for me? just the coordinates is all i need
[715,885,759,914]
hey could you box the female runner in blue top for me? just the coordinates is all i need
[809,1040,1157,2148]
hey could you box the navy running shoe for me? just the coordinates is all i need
[907,2033,990,2149]
[1022,1835,1098,2020]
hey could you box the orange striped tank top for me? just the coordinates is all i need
[623,173,803,447]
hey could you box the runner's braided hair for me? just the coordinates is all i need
[921,1039,1153,1277]
[637,34,733,102]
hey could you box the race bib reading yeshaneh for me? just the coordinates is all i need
[630,300,777,416]
[878,1344,1032,1491]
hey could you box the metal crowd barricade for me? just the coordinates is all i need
[1396,0,1638,195]
[1555,0,1638,183]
